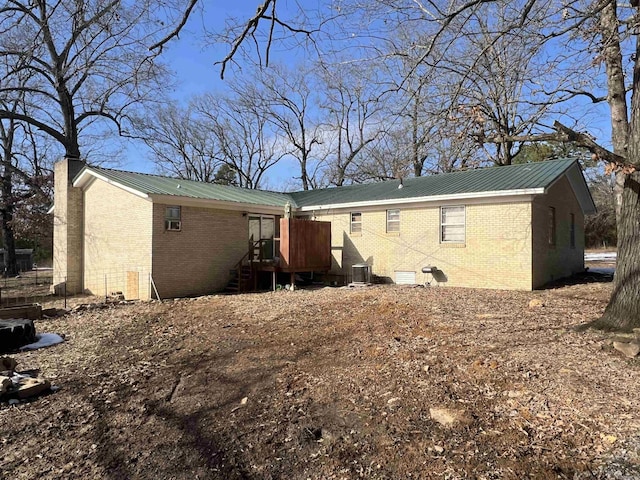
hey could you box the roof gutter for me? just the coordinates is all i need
[149,194,287,214]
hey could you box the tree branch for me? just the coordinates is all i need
[541,88,607,104]
[216,1,276,80]
[148,0,199,52]
[215,0,313,79]
[479,120,626,165]
[551,121,621,163]
[0,109,67,146]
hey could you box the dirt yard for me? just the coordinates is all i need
[2,277,639,479]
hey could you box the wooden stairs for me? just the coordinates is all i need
[225,265,253,293]
[224,239,266,294]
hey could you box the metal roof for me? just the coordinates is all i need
[77,167,294,207]
[74,158,594,213]
[289,158,579,207]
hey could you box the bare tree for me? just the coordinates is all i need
[0,61,53,274]
[0,104,20,275]
[8,120,54,262]
[246,65,323,190]
[0,0,190,160]
[135,104,223,182]
[195,92,285,189]
[316,64,387,186]
[384,68,441,177]
[441,5,572,166]
[0,116,53,274]
[134,82,287,189]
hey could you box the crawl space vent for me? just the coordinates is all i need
[395,271,416,285]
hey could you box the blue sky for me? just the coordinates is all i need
[121,2,258,172]
[118,1,615,188]
[120,1,317,188]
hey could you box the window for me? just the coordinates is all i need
[548,207,556,246]
[165,206,181,231]
[350,212,362,234]
[570,213,576,248]
[387,209,400,232]
[440,206,465,243]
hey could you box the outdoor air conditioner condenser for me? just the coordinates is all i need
[352,264,371,284]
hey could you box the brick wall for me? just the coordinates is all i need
[83,179,153,299]
[57,162,586,297]
[151,204,249,298]
[52,159,85,294]
[531,176,585,288]
[314,199,534,290]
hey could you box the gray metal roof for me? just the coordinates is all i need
[289,158,579,207]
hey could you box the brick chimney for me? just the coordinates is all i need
[52,158,85,294]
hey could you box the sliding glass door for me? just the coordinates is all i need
[248,215,275,261]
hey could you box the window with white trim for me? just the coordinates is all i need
[440,206,465,243]
[350,212,362,234]
[386,209,400,232]
[165,206,181,231]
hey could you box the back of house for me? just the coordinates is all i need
[50,158,595,299]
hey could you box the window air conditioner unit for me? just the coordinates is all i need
[352,264,371,284]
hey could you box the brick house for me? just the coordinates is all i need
[52,157,595,299]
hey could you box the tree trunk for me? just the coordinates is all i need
[613,170,626,220]
[591,19,640,332]
[0,159,17,276]
[592,172,640,331]
[1,208,17,276]
[59,87,81,160]
[0,122,17,276]
[412,97,422,177]
[600,0,629,220]
[300,155,309,191]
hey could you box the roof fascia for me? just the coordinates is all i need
[149,194,286,215]
[73,169,150,200]
[298,188,545,212]
[544,162,597,215]
[567,165,597,215]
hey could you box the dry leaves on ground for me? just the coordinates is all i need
[1,277,639,479]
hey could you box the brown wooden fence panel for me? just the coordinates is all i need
[280,218,331,271]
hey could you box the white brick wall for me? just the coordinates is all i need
[83,179,153,299]
[315,200,534,290]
